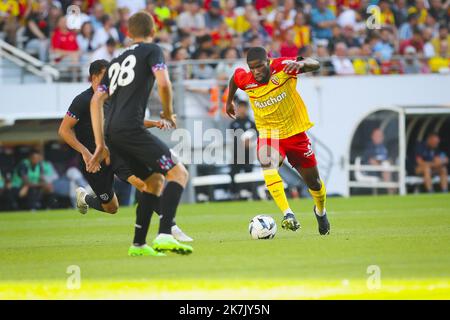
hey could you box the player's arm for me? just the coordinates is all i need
[225,75,239,119]
[154,69,177,128]
[58,115,93,167]
[88,89,110,172]
[284,57,320,74]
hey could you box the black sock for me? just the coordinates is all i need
[154,196,177,227]
[85,194,106,212]
[133,192,159,246]
[159,182,184,234]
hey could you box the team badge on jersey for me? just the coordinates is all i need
[271,75,280,86]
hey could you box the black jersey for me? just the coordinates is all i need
[67,87,97,153]
[100,42,166,133]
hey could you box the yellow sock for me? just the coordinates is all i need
[263,169,290,214]
[309,180,327,215]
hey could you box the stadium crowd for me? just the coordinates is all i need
[0,0,449,78]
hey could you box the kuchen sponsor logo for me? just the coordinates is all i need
[245,83,259,89]
[271,75,280,85]
[254,92,287,109]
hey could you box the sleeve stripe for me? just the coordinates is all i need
[152,63,167,72]
[66,111,79,120]
[98,84,108,93]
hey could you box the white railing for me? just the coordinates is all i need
[0,39,59,83]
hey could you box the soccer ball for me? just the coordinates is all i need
[249,215,277,240]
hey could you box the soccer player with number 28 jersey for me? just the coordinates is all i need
[88,12,193,256]
[226,47,331,235]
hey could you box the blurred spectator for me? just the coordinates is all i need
[315,39,335,75]
[89,3,105,31]
[415,133,449,193]
[192,49,216,79]
[50,16,80,65]
[341,24,361,50]
[379,0,396,26]
[363,128,394,190]
[242,13,270,45]
[402,46,422,74]
[373,28,395,61]
[429,0,449,26]
[10,150,54,210]
[337,7,358,30]
[429,38,450,73]
[331,42,355,75]
[409,0,429,26]
[399,27,424,55]
[353,43,381,75]
[115,7,130,45]
[216,47,243,81]
[0,0,22,45]
[204,0,223,30]
[66,0,90,30]
[24,0,50,62]
[92,14,119,49]
[177,0,206,37]
[153,0,172,25]
[211,21,233,49]
[311,0,337,40]
[280,28,300,57]
[77,21,95,56]
[266,0,297,30]
[432,25,450,57]
[392,0,409,28]
[422,27,436,58]
[90,37,117,63]
[174,32,195,58]
[48,1,63,32]
[292,11,311,50]
[399,13,419,41]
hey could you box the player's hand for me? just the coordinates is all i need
[157,119,173,130]
[87,146,110,173]
[160,112,177,129]
[226,102,236,119]
[81,150,100,172]
[284,61,304,74]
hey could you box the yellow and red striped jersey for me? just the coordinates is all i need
[234,57,313,139]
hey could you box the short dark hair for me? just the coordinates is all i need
[128,11,155,39]
[106,37,116,47]
[89,59,108,78]
[246,47,268,62]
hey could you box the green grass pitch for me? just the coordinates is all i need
[0,194,449,299]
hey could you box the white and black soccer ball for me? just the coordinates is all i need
[249,215,277,240]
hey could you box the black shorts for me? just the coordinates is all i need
[80,161,115,204]
[106,128,178,181]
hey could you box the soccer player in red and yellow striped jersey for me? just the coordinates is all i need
[226,47,330,235]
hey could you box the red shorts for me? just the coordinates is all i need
[257,132,317,169]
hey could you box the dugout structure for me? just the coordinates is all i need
[347,105,450,195]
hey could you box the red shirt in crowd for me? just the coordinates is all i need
[399,39,424,55]
[280,43,299,57]
[51,28,79,51]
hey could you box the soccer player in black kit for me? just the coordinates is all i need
[88,12,193,256]
[58,60,193,248]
